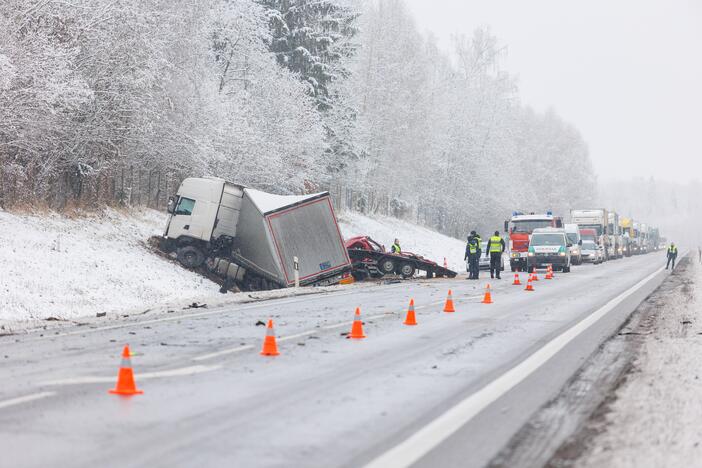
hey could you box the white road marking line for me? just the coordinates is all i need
[22,284,408,341]
[321,312,394,331]
[0,391,56,410]
[193,313,396,361]
[192,345,255,362]
[278,330,318,342]
[41,364,220,386]
[363,266,666,468]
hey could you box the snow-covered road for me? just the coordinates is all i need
[0,253,670,468]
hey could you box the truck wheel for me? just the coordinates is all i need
[399,263,415,278]
[379,258,396,275]
[177,246,205,268]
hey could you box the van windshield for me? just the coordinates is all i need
[566,233,579,244]
[175,197,196,215]
[531,233,565,246]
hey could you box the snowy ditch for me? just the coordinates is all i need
[0,208,465,330]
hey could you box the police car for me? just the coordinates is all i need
[473,241,505,271]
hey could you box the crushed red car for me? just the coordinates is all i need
[345,236,457,280]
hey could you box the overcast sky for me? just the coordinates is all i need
[404,0,702,183]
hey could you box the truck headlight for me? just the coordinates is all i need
[511,252,520,258]
[559,252,566,256]
[527,252,535,257]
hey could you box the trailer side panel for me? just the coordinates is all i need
[266,197,350,285]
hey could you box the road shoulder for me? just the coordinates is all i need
[488,256,693,468]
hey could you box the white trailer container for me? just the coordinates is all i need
[162,177,351,290]
[570,209,610,261]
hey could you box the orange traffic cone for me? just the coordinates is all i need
[545,265,554,280]
[482,284,493,304]
[443,289,456,313]
[260,319,280,356]
[403,299,418,326]
[348,307,366,339]
[512,274,521,285]
[108,345,143,395]
[532,268,539,281]
[525,278,535,291]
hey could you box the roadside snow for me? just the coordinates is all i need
[337,211,466,272]
[0,208,465,326]
[575,258,702,468]
[0,208,221,326]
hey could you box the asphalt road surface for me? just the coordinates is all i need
[0,253,671,468]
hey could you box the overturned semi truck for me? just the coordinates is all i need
[159,177,352,291]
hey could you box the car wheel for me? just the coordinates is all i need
[379,258,396,275]
[177,246,205,268]
[400,262,415,278]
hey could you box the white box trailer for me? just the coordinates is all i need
[162,177,351,290]
[570,209,611,261]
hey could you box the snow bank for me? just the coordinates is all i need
[0,208,220,325]
[0,208,464,326]
[575,258,702,467]
[337,211,466,272]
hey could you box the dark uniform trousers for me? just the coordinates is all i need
[490,253,501,278]
[469,254,480,279]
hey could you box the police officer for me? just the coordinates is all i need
[391,238,401,254]
[464,231,482,280]
[666,242,678,270]
[486,231,505,279]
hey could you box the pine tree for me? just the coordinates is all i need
[259,0,357,110]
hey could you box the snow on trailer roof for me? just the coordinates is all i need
[244,188,329,215]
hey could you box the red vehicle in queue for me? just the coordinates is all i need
[345,236,457,280]
[505,211,564,272]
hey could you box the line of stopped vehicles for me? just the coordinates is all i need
[155,177,665,291]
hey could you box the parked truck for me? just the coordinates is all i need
[504,211,564,272]
[159,177,352,291]
[607,211,623,259]
[570,209,610,261]
[620,217,634,257]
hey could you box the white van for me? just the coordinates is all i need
[527,228,572,272]
[564,223,583,265]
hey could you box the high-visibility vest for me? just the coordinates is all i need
[469,239,479,254]
[392,243,401,253]
[489,236,502,253]
[668,245,677,254]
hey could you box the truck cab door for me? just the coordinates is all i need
[166,196,208,241]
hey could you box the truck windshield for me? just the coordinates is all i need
[531,234,565,246]
[512,220,551,233]
[175,197,196,215]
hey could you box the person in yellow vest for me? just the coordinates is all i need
[486,231,505,279]
[666,243,678,270]
[391,238,401,254]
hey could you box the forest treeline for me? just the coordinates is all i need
[0,0,596,236]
